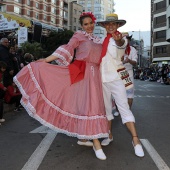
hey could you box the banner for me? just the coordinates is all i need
[0,12,31,31]
[18,27,28,47]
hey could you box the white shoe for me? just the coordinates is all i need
[132,142,144,157]
[93,146,106,160]
[0,119,5,123]
[77,140,93,147]
[101,137,113,146]
[114,111,119,117]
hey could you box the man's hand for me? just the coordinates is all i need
[112,31,123,41]
[112,31,124,46]
[124,57,130,63]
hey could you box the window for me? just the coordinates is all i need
[95,7,104,12]
[94,29,104,34]
[52,0,56,4]
[60,10,63,17]
[156,46,167,54]
[27,10,30,16]
[74,9,77,14]
[64,11,68,18]
[51,17,55,24]
[74,18,76,22]
[60,1,63,7]
[44,5,47,11]
[108,3,111,8]
[15,0,21,3]
[0,6,5,12]
[36,3,39,8]
[14,6,21,14]
[100,30,104,34]
[95,0,100,3]
[79,0,85,4]
[44,15,47,20]
[95,14,104,20]
[27,0,30,5]
[94,29,100,34]
[35,13,39,19]
[155,15,166,25]
[87,0,91,4]
[156,30,166,39]
[51,7,56,14]
[74,26,76,31]
[156,1,166,10]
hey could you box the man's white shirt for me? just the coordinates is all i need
[100,37,127,82]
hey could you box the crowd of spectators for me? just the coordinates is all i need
[134,64,170,85]
[0,37,35,125]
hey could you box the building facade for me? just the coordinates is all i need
[0,0,65,28]
[151,0,170,66]
[67,0,83,31]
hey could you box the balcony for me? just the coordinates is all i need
[0,0,7,5]
[63,7,68,12]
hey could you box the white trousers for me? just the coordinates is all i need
[102,79,135,124]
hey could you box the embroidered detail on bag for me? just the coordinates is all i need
[117,67,133,89]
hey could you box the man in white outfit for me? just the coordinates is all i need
[97,13,144,157]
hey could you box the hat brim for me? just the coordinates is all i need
[97,20,126,28]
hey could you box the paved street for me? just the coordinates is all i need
[0,80,170,170]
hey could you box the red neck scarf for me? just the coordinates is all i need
[125,43,131,55]
[99,33,112,63]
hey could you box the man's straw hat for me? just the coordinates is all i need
[97,13,126,27]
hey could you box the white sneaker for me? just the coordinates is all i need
[93,146,106,160]
[132,142,144,157]
[0,119,5,123]
[114,111,119,117]
[77,140,93,147]
[101,137,113,146]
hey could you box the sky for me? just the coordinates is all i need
[114,0,151,32]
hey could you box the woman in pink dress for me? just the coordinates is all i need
[13,12,109,160]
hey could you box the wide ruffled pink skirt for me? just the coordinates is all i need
[14,61,109,139]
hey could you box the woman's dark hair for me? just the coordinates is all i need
[0,61,7,69]
[79,15,91,25]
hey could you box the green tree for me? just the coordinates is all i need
[44,29,74,55]
[21,42,43,59]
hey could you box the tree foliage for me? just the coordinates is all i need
[21,42,43,59]
[44,29,74,54]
